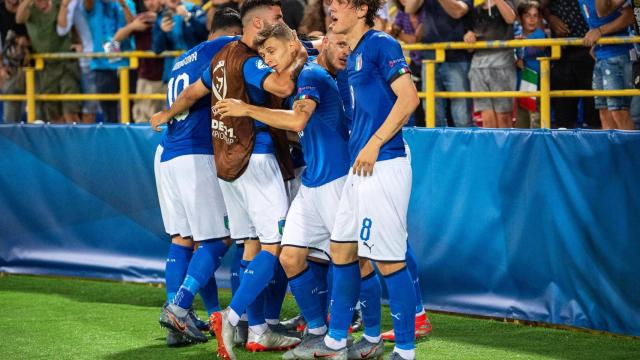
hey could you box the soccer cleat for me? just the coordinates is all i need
[245,327,301,352]
[381,313,432,342]
[159,303,208,343]
[282,332,324,359]
[287,337,348,359]
[210,308,237,360]
[166,329,191,347]
[351,308,363,332]
[347,337,384,359]
[386,352,414,360]
[233,319,248,345]
[281,314,307,333]
[189,309,210,331]
[269,322,303,338]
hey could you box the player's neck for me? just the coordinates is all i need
[346,22,371,50]
[241,32,257,50]
[316,52,336,76]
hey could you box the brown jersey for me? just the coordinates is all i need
[209,40,294,181]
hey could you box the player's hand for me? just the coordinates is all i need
[214,99,249,118]
[150,111,170,131]
[352,138,381,177]
[583,28,602,47]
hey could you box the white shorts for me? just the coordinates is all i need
[331,157,412,261]
[218,154,289,244]
[154,146,229,241]
[282,176,346,261]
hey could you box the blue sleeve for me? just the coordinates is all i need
[294,70,321,103]
[374,34,411,84]
[201,65,212,90]
[243,57,274,90]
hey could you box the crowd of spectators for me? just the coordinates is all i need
[0,0,639,129]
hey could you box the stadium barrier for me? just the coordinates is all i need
[1,125,639,336]
[1,37,640,125]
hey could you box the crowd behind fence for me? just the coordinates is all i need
[2,0,640,129]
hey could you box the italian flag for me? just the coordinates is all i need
[518,67,538,112]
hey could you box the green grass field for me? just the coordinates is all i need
[0,274,638,359]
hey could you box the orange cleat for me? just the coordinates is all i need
[381,312,432,342]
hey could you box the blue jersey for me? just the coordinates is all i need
[202,51,275,153]
[286,62,350,187]
[161,36,237,162]
[579,0,632,59]
[346,30,408,163]
[336,70,353,131]
[84,0,136,71]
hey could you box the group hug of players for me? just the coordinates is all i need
[151,0,430,358]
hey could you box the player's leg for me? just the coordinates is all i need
[348,259,383,359]
[264,260,288,330]
[212,154,298,357]
[360,157,416,360]
[382,244,432,342]
[159,154,230,343]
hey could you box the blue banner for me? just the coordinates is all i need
[1,125,639,336]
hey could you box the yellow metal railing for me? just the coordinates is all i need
[0,51,180,123]
[404,37,640,128]
[1,37,640,126]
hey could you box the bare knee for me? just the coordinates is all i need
[243,239,261,261]
[359,258,375,277]
[375,261,406,277]
[330,242,358,265]
[279,247,308,277]
[171,235,194,249]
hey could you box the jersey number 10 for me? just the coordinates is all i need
[167,73,190,122]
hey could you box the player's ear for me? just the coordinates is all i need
[253,16,262,30]
[356,4,368,20]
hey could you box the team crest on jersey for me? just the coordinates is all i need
[355,53,363,72]
[256,59,269,70]
[278,218,286,235]
[212,60,227,101]
[224,215,229,230]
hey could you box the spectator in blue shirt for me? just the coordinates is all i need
[152,0,208,83]
[405,0,474,127]
[84,0,136,123]
[579,0,635,129]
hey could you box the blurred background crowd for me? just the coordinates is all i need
[1,0,639,129]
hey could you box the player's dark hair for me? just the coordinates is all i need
[350,0,383,27]
[240,0,282,21]
[210,7,242,33]
[254,22,294,49]
[517,0,540,18]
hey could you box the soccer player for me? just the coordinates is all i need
[214,23,352,358]
[153,8,242,345]
[312,0,422,358]
[152,0,305,357]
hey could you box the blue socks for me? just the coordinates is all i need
[229,250,276,325]
[230,244,244,296]
[327,261,360,342]
[384,267,416,350]
[200,275,220,315]
[173,239,228,310]
[406,244,424,314]
[165,243,192,303]
[289,266,326,330]
[264,262,288,323]
[360,271,382,339]
[308,260,329,319]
